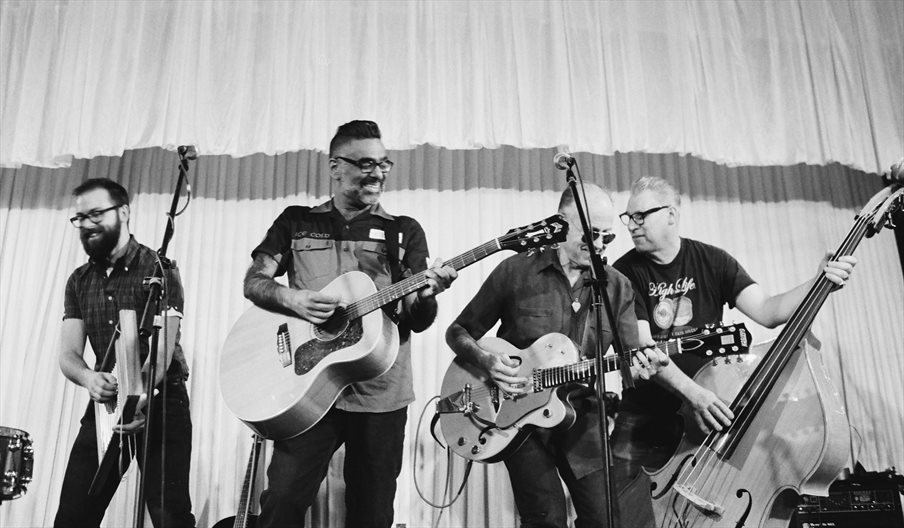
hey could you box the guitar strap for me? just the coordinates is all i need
[383,218,403,284]
[382,218,412,341]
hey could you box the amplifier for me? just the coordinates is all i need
[790,469,904,528]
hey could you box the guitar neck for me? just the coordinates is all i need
[342,239,502,319]
[535,340,679,390]
[234,436,263,527]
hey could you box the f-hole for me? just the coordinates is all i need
[651,454,695,500]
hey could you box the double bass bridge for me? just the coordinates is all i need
[673,484,725,517]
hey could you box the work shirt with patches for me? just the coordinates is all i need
[452,247,640,479]
[252,199,432,412]
[63,236,189,382]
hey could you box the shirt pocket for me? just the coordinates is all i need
[354,240,392,289]
[290,238,336,289]
[516,305,558,337]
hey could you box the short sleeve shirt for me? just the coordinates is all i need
[452,247,640,478]
[613,238,755,414]
[63,236,189,381]
[251,199,431,412]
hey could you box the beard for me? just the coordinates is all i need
[80,221,121,262]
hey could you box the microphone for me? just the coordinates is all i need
[553,148,575,170]
[177,145,198,160]
[889,157,904,183]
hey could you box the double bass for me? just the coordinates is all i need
[647,183,904,527]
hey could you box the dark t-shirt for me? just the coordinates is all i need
[613,238,755,414]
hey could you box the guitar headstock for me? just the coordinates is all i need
[668,323,751,360]
[861,184,904,238]
[498,214,569,253]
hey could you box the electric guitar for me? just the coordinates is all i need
[212,434,265,528]
[220,215,568,440]
[437,323,750,463]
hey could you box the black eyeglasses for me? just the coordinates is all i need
[333,156,394,174]
[619,205,669,226]
[69,204,121,227]
[589,229,616,244]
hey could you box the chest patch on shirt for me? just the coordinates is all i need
[369,228,385,240]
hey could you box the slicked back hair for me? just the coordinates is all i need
[329,120,382,156]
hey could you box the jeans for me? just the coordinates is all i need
[258,407,407,528]
[54,379,195,528]
[610,410,682,528]
[504,427,616,528]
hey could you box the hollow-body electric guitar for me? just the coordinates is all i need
[438,323,751,462]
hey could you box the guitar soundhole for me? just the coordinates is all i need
[313,315,349,340]
[294,318,363,376]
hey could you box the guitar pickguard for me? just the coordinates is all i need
[294,318,364,375]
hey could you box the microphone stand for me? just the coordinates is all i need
[134,147,194,528]
[563,159,633,528]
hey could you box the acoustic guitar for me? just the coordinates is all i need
[220,215,568,440]
[438,323,750,462]
[213,434,265,528]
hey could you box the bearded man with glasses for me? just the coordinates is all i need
[244,120,457,528]
[610,176,857,528]
[56,178,195,527]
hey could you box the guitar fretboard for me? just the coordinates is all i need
[534,340,681,390]
[338,239,502,320]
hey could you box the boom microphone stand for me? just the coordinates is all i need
[556,151,633,527]
[134,145,195,528]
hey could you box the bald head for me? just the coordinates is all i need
[558,183,613,217]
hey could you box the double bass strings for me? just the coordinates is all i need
[667,211,871,521]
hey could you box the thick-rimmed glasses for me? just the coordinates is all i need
[333,156,394,174]
[619,205,669,226]
[69,204,120,227]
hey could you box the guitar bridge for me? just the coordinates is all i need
[276,323,293,368]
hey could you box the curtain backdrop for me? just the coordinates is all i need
[1,0,902,173]
[1,146,902,527]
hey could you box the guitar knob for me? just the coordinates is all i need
[471,446,481,455]
[543,409,551,418]
[457,437,467,446]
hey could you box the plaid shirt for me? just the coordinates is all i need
[63,236,189,380]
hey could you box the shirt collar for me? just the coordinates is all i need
[312,199,396,221]
[536,246,594,285]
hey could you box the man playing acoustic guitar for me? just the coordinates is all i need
[243,120,457,528]
[446,183,668,528]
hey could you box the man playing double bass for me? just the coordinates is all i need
[610,175,857,527]
[56,178,195,527]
